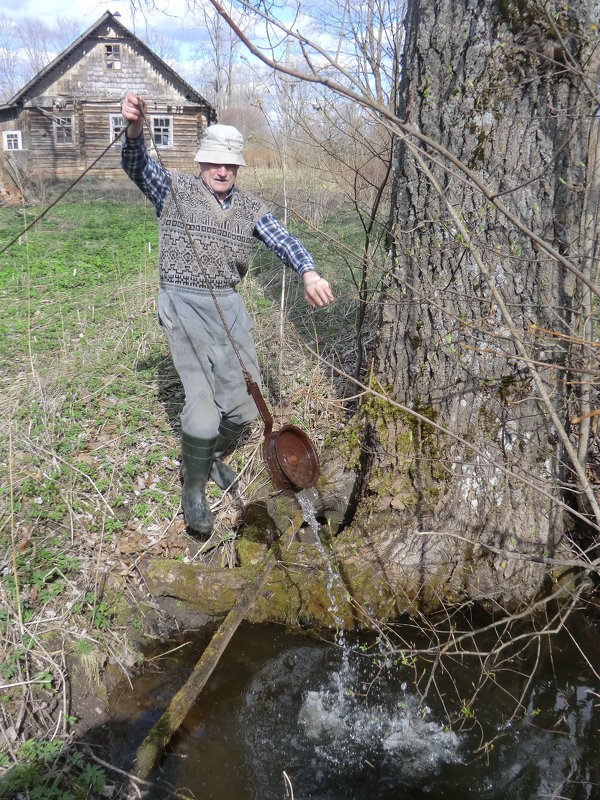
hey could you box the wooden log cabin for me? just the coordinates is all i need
[0,11,216,184]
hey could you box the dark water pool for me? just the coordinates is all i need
[105,615,600,799]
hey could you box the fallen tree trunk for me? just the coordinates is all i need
[140,470,583,635]
[142,527,580,632]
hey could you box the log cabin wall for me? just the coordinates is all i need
[0,12,214,183]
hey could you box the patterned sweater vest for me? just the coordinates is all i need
[158,172,269,292]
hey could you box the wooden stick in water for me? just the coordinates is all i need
[133,507,305,781]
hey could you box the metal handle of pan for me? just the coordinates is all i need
[245,380,273,436]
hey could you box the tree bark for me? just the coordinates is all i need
[355,0,600,602]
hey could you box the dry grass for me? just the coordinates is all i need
[0,187,367,793]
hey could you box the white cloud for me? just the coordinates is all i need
[7,0,172,31]
[6,0,204,61]
[3,0,213,88]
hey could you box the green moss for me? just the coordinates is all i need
[498,374,518,401]
[109,592,131,627]
[237,538,268,566]
[331,415,365,471]
[373,467,397,497]
[238,502,279,545]
[478,406,501,440]
[495,0,538,33]
[368,398,447,511]
[536,442,554,463]
[470,130,488,169]
[413,403,439,435]
[497,0,580,40]
[324,390,396,471]
[362,389,413,444]
[327,389,449,514]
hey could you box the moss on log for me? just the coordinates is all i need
[141,467,572,632]
[142,519,568,629]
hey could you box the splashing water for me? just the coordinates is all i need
[109,618,600,800]
[104,493,600,799]
[287,492,461,793]
[297,666,461,777]
[240,637,462,799]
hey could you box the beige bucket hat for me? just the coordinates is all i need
[194,124,246,166]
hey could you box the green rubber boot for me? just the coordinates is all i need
[181,433,217,536]
[209,418,247,491]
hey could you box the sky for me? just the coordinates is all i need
[3,0,193,37]
[2,0,207,74]
[1,0,353,104]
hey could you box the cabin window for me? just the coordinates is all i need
[2,131,22,151]
[105,44,121,70]
[54,115,74,145]
[152,116,172,147]
[110,113,126,143]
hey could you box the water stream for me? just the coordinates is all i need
[103,497,600,799]
[297,491,347,650]
[105,618,600,799]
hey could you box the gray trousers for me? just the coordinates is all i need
[157,288,261,439]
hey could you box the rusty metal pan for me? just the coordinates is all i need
[263,425,320,490]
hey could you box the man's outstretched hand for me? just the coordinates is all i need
[303,272,334,308]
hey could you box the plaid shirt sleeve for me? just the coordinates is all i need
[254,212,316,277]
[121,133,171,217]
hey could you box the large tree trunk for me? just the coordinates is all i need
[351,0,600,603]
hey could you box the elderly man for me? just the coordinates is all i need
[120,93,333,537]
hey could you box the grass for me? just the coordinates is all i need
[0,179,373,796]
[1,193,189,797]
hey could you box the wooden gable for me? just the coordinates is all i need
[0,11,215,182]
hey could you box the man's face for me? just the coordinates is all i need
[199,162,239,201]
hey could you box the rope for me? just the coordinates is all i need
[0,129,126,258]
